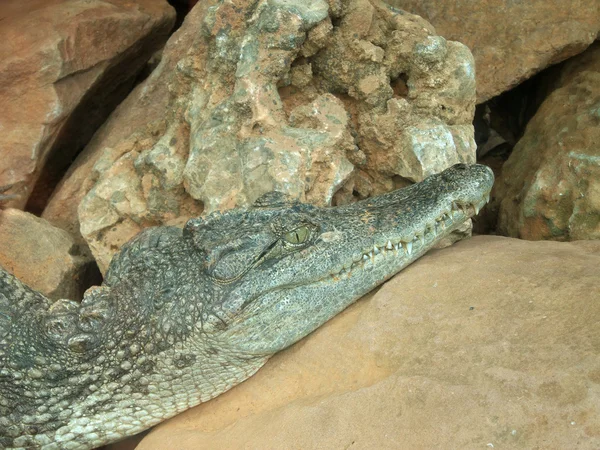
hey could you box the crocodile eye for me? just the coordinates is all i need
[282,226,310,245]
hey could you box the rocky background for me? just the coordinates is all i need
[0,0,598,449]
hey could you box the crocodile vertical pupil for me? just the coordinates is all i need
[283,226,309,244]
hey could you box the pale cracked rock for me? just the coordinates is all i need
[133,236,600,450]
[45,0,476,272]
[0,0,176,212]
[495,42,600,241]
[0,209,97,301]
[386,0,600,102]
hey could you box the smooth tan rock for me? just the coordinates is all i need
[495,42,600,241]
[386,0,600,102]
[0,0,175,212]
[135,236,600,450]
[0,209,98,300]
[45,0,476,273]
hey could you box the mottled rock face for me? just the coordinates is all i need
[495,43,600,241]
[386,0,600,102]
[0,0,175,212]
[44,0,476,273]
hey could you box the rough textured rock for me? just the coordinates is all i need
[386,0,600,103]
[133,236,600,450]
[0,209,99,301]
[495,42,600,241]
[43,0,476,273]
[0,0,175,212]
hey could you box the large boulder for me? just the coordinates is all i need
[133,236,600,449]
[386,0,600,103]
[43,0,477,273]
[0,0,175,212]
[0,209,99,301]
[495,42,600,241]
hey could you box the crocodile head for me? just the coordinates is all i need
[184,163,494,355]
[0,163,493,449]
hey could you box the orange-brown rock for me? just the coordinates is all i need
[0,0,175,212]
[0,208,99,300]
[132,236,600,450]
[386,0,600,102]
[495,42,600,241]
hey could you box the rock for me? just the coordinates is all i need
[0,0,175,213]
[134,236,600,450]
[385,0,600,102]
[0,209,99,301]
[45,0,476,273]
[495,42,600,241]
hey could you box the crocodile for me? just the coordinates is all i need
[0,163,494,449]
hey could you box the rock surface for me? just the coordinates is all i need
[0,0,175,212]
[43,0,477,273]
[133,235,600,450]
[495,42,600,241]
[386,0,600,102]
[0,209,99,301]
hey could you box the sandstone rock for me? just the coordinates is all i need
[134,236,600,450]
[495,42,600,241]
[0,0,175,212]
[45,0,476,273]
[0,209,99,301]
[386,0,600,103]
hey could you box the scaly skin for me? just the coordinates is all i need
[0,163,493,449]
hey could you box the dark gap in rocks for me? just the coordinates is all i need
[473,66,559,236]
[25,3,185,216]
[130,1,199,86]
[474,69,549,166]
[390,73,409,98]
[167,0,198,31]
[291,56,308,67]
[392,174,412,190]
[25,49,159,216]
[131,49,164,86]
[78,259,104,302]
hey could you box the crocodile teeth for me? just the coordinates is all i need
[402,241,412,255]
[336,195,474,277]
